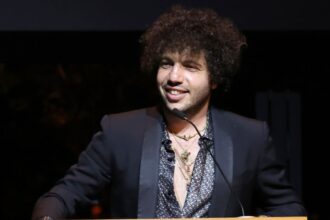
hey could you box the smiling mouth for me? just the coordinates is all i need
[164,86,188,94]
[163,87,188,102]
[167,89,184,95]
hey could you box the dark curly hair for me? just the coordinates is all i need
[140,5,247,92]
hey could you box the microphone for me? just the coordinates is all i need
[171,108,245,217]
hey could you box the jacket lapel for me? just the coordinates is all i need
[137,108,162,218]
[209,108,234,217]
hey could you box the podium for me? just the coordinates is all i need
[204,218,307,220]
[89,218,307,220]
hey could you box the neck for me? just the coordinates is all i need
[163,105,209,135]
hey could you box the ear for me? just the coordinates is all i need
[211,82,218,90]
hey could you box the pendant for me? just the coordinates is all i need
[180,150,190,163]
[182,135,189,141]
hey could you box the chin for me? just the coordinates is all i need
[163,102,179,111]
[166,104,190,114]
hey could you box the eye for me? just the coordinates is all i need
[159,60,173,69]
[184,64,200,72]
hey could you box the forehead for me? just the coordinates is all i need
[162,49,206,63]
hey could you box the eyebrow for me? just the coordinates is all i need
[160,56,172,62]
[160,56,203,67]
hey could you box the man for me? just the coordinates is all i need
[32,5,306,220]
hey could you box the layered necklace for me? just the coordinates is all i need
[171,135,196,185]
[170,125,207,161]
[169,125,207,185]
[166,115,210,208]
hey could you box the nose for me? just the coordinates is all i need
[168,63,184,84]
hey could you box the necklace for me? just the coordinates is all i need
[173,126,207,141]
[172,146,195,184]
[171,134,192,163]
[171,135,197,185]
[172,146,195,172]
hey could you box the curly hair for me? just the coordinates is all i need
[140,5,247,92]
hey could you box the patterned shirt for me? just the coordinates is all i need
[156,114,215,218]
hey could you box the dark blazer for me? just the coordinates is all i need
[32,106,306,219]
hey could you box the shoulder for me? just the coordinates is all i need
[101,106,159,125]
[211,107,269,141]
[212,107,265,127]
[98,106,161,136]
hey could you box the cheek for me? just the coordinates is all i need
[190,76,211,89]
[156,70,166,85]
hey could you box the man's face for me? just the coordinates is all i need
[157,51,217,115]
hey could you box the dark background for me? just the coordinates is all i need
[1,0,330,31]
[0,1,329,219]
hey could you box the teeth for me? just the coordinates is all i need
[168,90,181,95]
